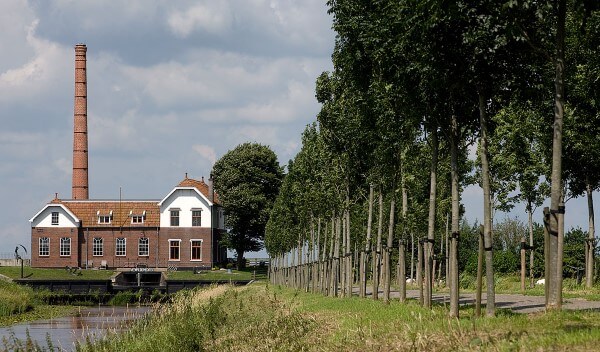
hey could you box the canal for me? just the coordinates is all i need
[0,306,151,350]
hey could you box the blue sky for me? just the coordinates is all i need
[0,0,595,258]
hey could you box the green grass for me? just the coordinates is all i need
[426,274,600,300]
[74,283,600,351]
[0,280,34,317]
[0,279,79,327]
[166,267,267,281]
[0,267,115,280]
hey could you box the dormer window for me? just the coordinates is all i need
[97,210,113,224]
[130,210,146,224]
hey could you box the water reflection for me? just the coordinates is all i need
[0,306,151,351]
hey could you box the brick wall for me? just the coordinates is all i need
[31,227,80,268]
[158,227,216,269]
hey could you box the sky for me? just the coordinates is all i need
[0,0,596,258]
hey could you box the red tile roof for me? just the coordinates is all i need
[60,200,160,227]
[44,176,217,227]
[177,176,219,204]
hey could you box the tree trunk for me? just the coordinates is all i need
[360,184,375,298]
[528,204,535,288]
[476,226,484,318]
[521,237,526,293]
[417,239,423,306]
[478,92,495,317]
[425,127,438,309]
[346,190,353,298]
[333,215,341,297]
[547,0,566,311]
[586,180,595,288]
[384,195,396,303]
[328,216,336,297]
[449,114,460,318]
[399,240,406,303]
[236,248,245,270]
[373,187,383,300]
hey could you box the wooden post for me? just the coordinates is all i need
[521,238,526,293]
[418,239,423,306]
[476,225,484,317]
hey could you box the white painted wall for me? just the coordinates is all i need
[30,205,79,228]
[159,188,212,227]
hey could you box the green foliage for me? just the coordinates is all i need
[563,227,586,278]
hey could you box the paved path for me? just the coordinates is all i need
[360,287,600,314]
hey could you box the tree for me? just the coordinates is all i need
[212,143,283,270]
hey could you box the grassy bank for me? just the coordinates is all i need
[76,283,600,351]
[0,280,76,327]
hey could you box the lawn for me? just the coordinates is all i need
[0,266,115,280]
[166,267,267,281]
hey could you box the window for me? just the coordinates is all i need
[131,215,144,224]
[192,210,201,227]
[170,210,179,226]
[60,237,71,256]
[51,212,59,225]
[39,237,49,256]
[191,239,203,261]
[138,237,149,256]
[98,214,112,224]
[169,240,180,261]
[116,238,126,256]
[93,238,103,256]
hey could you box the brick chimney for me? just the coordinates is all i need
[72,44,89,199]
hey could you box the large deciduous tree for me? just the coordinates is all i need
[212,143,283,270]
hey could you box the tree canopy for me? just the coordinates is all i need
[212,142,283,269]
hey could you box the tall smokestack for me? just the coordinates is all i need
[72,44,89,199]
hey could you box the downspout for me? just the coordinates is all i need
[86,227,89,269]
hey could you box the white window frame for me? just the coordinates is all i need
[39,237,50,257]
[169,239,181,261]
[190,239,203,261]
[98,215,112,224]
[115,238,126,256]
[93,237,103,256]
[60,237,71,256]
[131,211,145,224]
[51,212,59,225]
[138,237,149,257]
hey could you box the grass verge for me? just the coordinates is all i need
[76,283,600,351]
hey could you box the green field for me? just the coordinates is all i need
[71,283,600,351]
[0,266,115,280]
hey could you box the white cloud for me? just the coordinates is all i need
[193,144,217,165]
[167,2,233,37]
[0,18,71,103]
